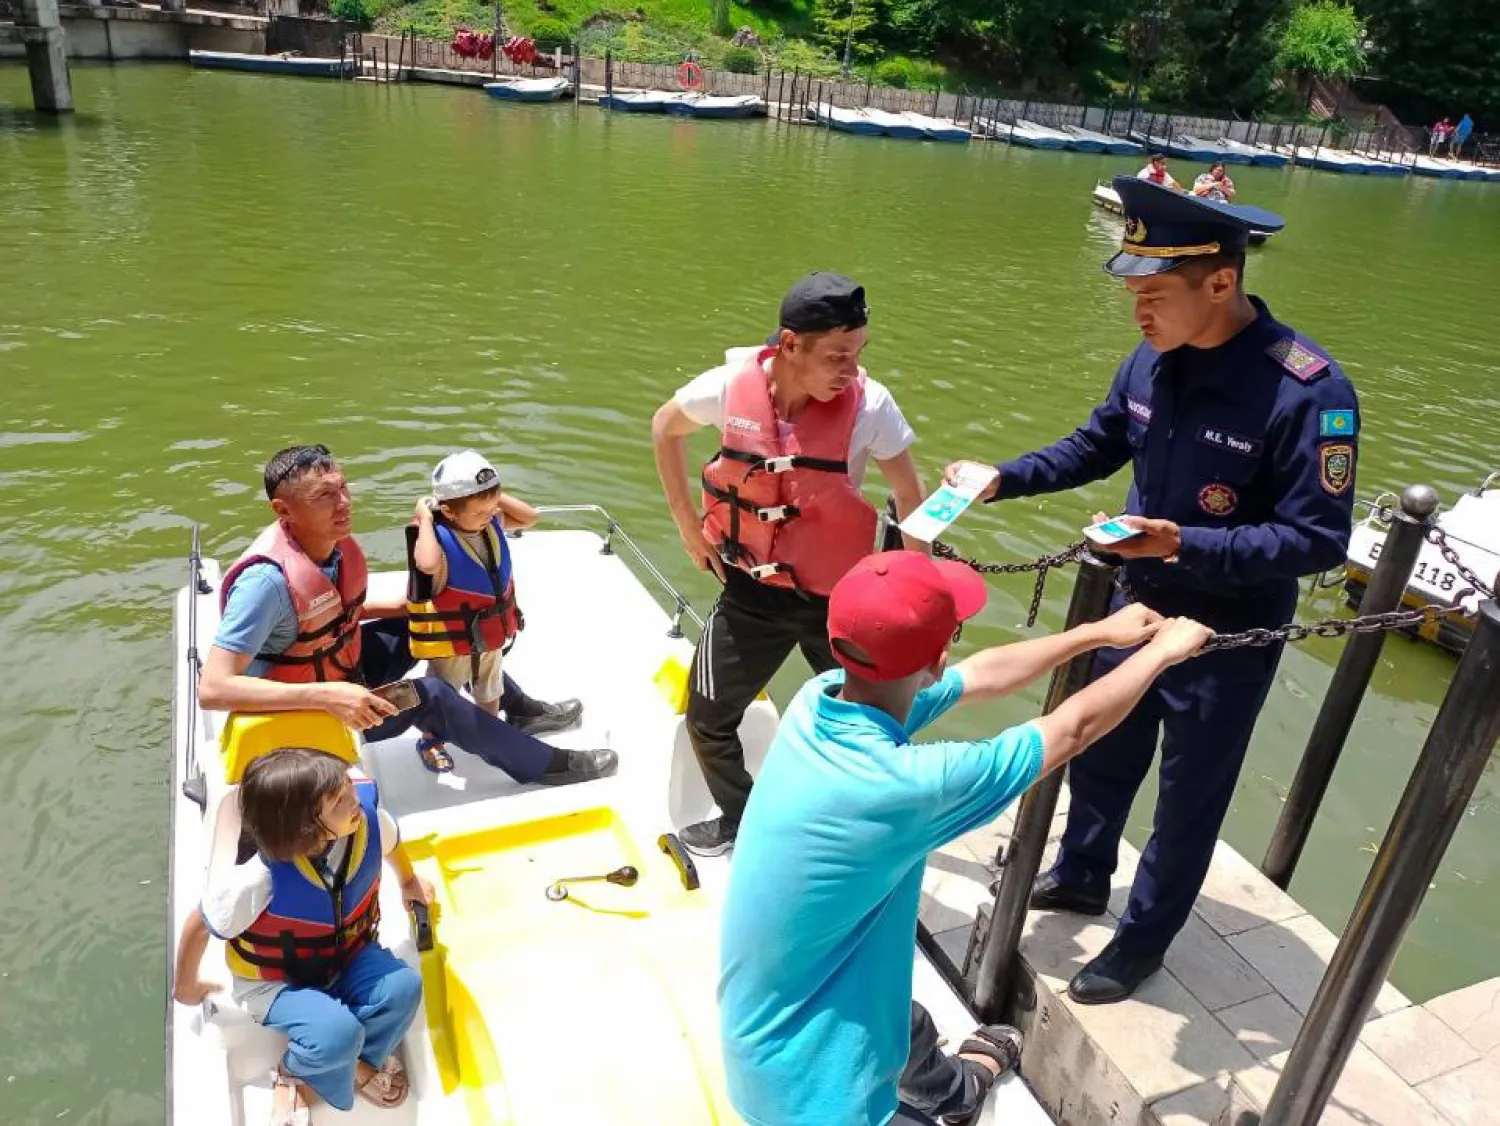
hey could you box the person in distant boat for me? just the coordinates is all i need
[944,177,1359,1005]
[173,748,428,1125]
[719,550,1209,1126]
[1192,161,1236,202]
[1138,152,1180,189]
[404,450,544,773]
[198,444,615,787]
[650,272,927,857]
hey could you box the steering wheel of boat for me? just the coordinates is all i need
[677,60,703,91]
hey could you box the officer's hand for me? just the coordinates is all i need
[173,976,222,1007]
[944,461,1000,502]
[1100,514,1182,561]
[1091,603,1164,649]
[679,520,727,581]
[318,682,400,730]
[1145,618,1213,666]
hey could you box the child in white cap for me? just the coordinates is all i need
[406,451,579,772]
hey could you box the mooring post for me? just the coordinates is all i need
[972,555,1118,1023]
[604,48,612,106]
[1261,485,1439,888]
[18,0,74,113]
[1259,599,1500,1126]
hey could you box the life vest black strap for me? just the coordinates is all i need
[713,448,849,476]
[701,479,801,523]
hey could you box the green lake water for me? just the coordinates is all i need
[2,62,1499,1124]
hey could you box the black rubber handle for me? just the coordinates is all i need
[657,832,701,891]
[409,900,434,952]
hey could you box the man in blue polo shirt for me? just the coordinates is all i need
[719,551,1209,1125]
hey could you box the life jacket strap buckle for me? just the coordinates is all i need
[755,504,798,523]
[748,563,784,581]
[761,455,796,474]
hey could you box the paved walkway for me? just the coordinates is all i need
[920,793,1500,1124]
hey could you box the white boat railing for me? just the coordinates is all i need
[525,504,707,637]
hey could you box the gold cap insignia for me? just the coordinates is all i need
[1123,217,1147,244]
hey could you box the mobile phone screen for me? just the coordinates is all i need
[372,680,420,713]
[1083,518,1145,546]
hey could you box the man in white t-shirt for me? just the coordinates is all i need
[650,272,927,856]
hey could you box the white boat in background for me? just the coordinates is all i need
[166,508,1053,1125]
[667,94,768,119]
[598,89,693,112]
[1064,124,1141,155]
[1343,475,1500,653]
[979,118,1071,149]
[483,76,573,102]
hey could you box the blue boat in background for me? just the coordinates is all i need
[666,95,767,120]
[1217,136,1287,167]
[810,103,885,136]
[982,118,1072,149]
[598,90,690,112]
[484,77,573,102]
[189,50,354,78]
[1064,125,1142,155]
[1171,133,1243,162]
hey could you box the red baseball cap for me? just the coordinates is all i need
[828,551,988,682]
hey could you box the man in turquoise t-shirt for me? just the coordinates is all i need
[719,551,1210,1126]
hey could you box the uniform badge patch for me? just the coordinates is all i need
[1319,409,1356,438]
[1320,443,1354,495]
[1198,483,1238,516]
[1126,396,1153,423]
[1124,217,1148,244]
[1267,338,1330,383]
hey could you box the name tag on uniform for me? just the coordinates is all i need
[1197,425,1263,457]
[1126,396,1153,423]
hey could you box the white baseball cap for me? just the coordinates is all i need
[431,450,501,502]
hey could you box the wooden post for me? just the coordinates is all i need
[604,48,613,106]
[931,80,940,117]
[776,68,787,121]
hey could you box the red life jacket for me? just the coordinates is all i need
[220,522,367,683]
[700,349,878,597]
[226,778,383,987]
[406,517,523,660]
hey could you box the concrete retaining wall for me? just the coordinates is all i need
[0,6,263,60]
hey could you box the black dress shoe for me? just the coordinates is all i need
[679,817,737,857]
[1029,869,1109,916]
[509,697,583,736]
[1067,942,1163,1005]
[535,748,617,786]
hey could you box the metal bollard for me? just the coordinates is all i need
[1261,484,1439,888]
[972,555,1118,1023]
[1258,599,1500,1126]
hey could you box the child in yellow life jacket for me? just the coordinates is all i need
[406,451,581,772]
[172,749,432,1126]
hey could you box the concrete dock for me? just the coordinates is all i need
[920,791,1500,1124]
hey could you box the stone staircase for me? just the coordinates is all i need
[919,795,1500,1124]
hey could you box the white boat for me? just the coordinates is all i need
[1343,475,1500,653]
[483,76,573,102]
[978,118,1072,149]
[166,507,1053,1125]
[1063,124,1142,155]
[666,94,767,119]
[598,89,693,112]
[895,110,972,142]
[809,101,884,136]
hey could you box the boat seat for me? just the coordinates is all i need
[218,709,360,784]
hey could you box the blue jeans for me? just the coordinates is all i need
[262,943,423,1111]
[358,618,552,782]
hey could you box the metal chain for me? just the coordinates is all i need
[1426,524,1498,602]
[932,539,1089,627]
[932,523,1496,655]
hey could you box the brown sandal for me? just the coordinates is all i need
[356,1056,410,1109]
[269,1072,312,1126]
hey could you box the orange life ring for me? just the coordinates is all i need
[677,60,703,91]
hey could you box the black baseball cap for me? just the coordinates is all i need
[777,272,869,334]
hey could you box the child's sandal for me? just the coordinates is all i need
[357,1056,410,1109]
[268,1071,311,1126]
[416,736,453,774]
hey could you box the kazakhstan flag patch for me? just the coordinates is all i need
[1320,409,1357,438]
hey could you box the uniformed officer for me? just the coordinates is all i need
[946,176,1359,1004]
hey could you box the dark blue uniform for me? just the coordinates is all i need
[996,296,1359,959]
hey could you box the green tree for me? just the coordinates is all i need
[814,0,882,64]
[710,0,732,37]
[1356,0,1500,124]
[1150,0,1293,111]
[1279,1,1366,106]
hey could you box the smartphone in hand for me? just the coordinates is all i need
[1083,518,1145,548]
[371,680,421,713]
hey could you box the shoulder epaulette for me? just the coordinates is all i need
[1267,337,1330,383]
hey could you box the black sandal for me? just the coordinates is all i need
[943,1025,1023,1126]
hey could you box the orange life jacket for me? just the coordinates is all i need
[700,349,878,597]
[220,521,367,683]
[226,778,382,986]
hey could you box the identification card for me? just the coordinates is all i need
[1083,518,1144,547]
[899,465,999,543]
